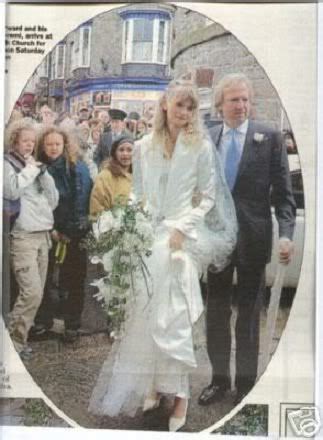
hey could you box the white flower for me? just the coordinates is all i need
[112,208,123,229]
[90,278,111,305]
[90,277,106,289]
[87,200,154,335]
[135,211,146,223]
[90,255,102,265]
[109,331,120,340]
[128,192,136,203]
[92,222,100,240]
[123,232,139,252]
[98,211,115,235]
[135,213,153,238]
[92,211,115,239]
[102,252,113,271]
[253,132,265,143]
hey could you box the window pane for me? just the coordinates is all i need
[133,41,152,62]
[51,50,56,79]
[124,21,129,60]
[57,45,64,78]
[159,21,165,41]
[157,21,166,63]
[48,53,52,79]
[133,19,141,40]
[132,18,153,61]
[133,18,153,42]
[42,57,47,77]
[70,43,74,71]
[82,28,90,66]
[157,42,164,62]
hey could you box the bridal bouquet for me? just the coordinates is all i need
[84,198,154,337]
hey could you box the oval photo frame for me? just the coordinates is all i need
[3,2,305,433]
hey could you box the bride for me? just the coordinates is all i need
[89,79,237,431]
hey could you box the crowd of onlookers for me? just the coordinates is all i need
[4,100,151,359]
[9,101,154,177]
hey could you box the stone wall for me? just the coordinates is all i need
[171,6,213,39]
[172,27,286,129]
[89,10,123,78]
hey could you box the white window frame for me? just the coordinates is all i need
[46,55,50,77]
[70,25,92,71]
[39,55,50,78]
[122,19,133,63]
[166,19,172,75]
[50,50,55,80]
[156,19,169,64]
[50,44,65,79]
[56,44,66,79]
[122,16,169,65]
[79,25,91,67]
[70,41,76,72]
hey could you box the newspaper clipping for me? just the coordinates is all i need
[0,2,318,439]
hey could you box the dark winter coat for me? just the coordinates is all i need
[47,155,92,238]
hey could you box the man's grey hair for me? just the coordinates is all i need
[214,73,254,112]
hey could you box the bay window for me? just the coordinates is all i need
[70,24,92,71]
[50,43,65,79]
[122,14,170,64]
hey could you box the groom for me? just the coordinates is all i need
[199,73,296,405]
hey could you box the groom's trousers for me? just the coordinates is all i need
[206,262,265,394]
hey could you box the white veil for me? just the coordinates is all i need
[204,140,238,272]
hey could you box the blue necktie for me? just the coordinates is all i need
[224,129,241,191]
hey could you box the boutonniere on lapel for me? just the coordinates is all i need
[253,132,266,144]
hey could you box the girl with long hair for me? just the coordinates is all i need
[33,126,92,342]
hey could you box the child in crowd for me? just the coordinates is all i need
[4,119,59,359]
[34,126,92,342]
[89,135,133,218]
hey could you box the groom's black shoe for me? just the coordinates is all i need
[198,383,227,406]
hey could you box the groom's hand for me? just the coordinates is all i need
[278,237,294,265]
[169,229,185,251]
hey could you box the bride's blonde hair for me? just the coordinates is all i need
[152,79,204,147]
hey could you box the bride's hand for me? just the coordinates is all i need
[169,229,185,251]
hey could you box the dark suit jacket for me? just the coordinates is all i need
[209,120,296,267]
[94,131,113,168]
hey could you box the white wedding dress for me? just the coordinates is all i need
[89,131,237,417]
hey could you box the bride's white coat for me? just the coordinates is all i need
[89,131,237,417]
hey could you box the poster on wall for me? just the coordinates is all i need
[0,1,319,439]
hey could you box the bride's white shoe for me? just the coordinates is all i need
[169,399,188,432]
[143,394,161,412]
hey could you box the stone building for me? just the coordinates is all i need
[19,3,290,129]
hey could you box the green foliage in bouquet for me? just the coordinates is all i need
[83,197,154,337]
